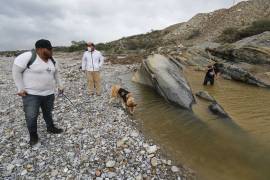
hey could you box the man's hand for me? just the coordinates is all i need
[58,88,64,95]
[17,90,27,97]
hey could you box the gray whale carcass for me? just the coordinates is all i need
[132,54,195,110]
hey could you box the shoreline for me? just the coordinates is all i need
[0,53,195,179]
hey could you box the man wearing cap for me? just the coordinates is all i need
[82,42,104,96]
[12,39,64,146]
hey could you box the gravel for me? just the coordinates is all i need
[0,53,195,179]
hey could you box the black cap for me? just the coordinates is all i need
[35,39,53,49]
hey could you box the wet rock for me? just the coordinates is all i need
[146,145,158,154]
[171,166,180,172]
[209,102,230,118]
[220,63,270,87]
[167,160,172,166]
[196,91,216,102]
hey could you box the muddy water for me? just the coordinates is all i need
[121,70,270,180]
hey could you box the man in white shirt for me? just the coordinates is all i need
[81,42,104,96]
[12,39,64,146]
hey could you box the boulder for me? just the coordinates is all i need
[208,102,230,118]
[219,63,270,87]
[132,54,195,110]
[208,31,270,64]
[195,91,216,102]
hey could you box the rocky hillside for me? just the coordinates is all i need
[164,0,270,44]
[100,0,270,53]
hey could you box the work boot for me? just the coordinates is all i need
[29,132,38,146]
[47,127,63,134]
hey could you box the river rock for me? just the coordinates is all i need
[21,169,28,176]
[132,54,195,109]
[195,91,216,102]
[136,174,143,180]
[51,169,58,176]
[208,102,230,118]
[146,145,158,154]
[107,172,117,178]
[171,166,180,172]
[106,160,116,168]
[95,169,102,177]
[151,157,158,167]
[130,130,139,138]
[6,164,15,173]
[220,63,269,87]
[0,53,193,180]
[117,137,129,148]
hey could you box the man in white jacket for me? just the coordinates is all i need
[82,42,104,96]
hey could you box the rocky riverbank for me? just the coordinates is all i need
[0,52,195,179]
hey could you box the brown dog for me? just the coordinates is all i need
[109,85,137,114]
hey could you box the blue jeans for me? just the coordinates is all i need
[22,94,55,134]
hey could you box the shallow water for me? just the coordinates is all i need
[121,69,270,180]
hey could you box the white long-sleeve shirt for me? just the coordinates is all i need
[82,50,104,71]
[12,51,63,96]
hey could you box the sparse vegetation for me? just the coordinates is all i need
[68,41,87,52]
[186,29,201,40]
[218,19,270,43]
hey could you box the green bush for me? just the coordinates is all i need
[239,19,270,38]
[68,41,87,52]
[218,27,241,43]
[96,43,112,51]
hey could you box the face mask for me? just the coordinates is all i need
[87,47,94,52]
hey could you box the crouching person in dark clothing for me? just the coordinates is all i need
[12,39,64,146]
[203,65,215,85]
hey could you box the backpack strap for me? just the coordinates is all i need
[26,49,56,69]
[50,57,56,66]
[26,49,37,69]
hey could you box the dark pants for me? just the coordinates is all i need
[203,76,214,85]
[22,94,55,134]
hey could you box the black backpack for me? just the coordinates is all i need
[26,49,56,69]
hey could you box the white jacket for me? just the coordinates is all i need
[82,50,104,71]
